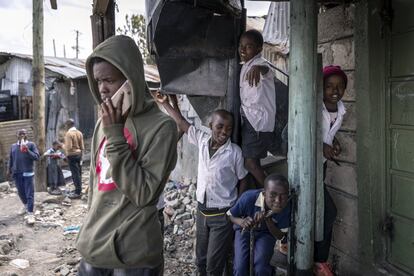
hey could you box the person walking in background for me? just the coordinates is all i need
[43,141,65,195]
[64,119,84,199]
[8,129,40,225]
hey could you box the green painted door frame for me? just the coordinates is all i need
[356,0,414,275]
[355,0,388,273]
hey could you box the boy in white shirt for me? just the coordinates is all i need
[154,93,248,276]
[314,65,347,276]
[239,29,276,187]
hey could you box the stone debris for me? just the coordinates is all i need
[163,181,197,275]
[0,182,10,193]
[9,258,30,269]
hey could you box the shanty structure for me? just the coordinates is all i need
[144,0,414,275]
[0,53,95,182]
[0,52,161,183]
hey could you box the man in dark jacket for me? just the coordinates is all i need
[8,129,40,225]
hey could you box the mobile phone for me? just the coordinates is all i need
[111,80,132,115]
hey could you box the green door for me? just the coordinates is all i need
[387,0,414,273]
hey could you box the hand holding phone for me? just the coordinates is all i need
[111,80,132,116]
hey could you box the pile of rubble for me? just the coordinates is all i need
[163,180,198,275]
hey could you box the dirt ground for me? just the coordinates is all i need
[0,166,196,276]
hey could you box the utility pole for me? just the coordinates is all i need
[53,39,56,57]
[72,30,81,59]
[63,44,66,58]
[288,0,318,275]
[32,0,47,192]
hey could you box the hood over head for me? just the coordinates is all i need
[86,35,152,116]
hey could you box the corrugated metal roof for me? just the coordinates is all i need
[247,16,266,31]
[0,52,161,84]
[262,2,290,53]
[144,64,160,84]
[0,52,86,79]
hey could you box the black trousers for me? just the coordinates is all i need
[196,210,233,276]
[77,260,162,276]
[67,154,82,194]
[314,162,338,262]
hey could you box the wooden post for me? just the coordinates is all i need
[32,0,47,192]
[90,0,115,48]
[288,0,317,275]
[315,54,324,242]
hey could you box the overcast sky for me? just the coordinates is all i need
[0,1,270,59]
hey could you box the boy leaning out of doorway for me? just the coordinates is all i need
[238,29,277,188]
[227,173,291,276]
[314,65,347,276]
[153,92,249,276]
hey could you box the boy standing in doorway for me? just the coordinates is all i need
[239,29,276,187]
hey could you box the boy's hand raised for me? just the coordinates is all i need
[240,217,254,229]
[246,65,261,87]
[101,96,124,127]
[246,65,269,87]
[151,90,168,105]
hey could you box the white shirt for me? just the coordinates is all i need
[322,100,346,162]
[240,54,276,132]
[322,100,346,146]
[187,125,248,209]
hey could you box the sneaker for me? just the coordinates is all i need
[18,205,27,216]
[49,188,62,195]
[68,192,81,199]
[26,212,35,225]
[314,262,334,276]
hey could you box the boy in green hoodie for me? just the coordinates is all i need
[76,35,178,275]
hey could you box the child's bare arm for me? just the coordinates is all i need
[229,215,254,229]
[238,176,249,197]
[246,65,270,87]
[264,217,286,240]
[152,91,190,134]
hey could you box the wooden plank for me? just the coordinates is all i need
[390,80,414,126]
[391,31,414,77]
[391,129,414,173]
[288,0,318,273]
[315,54,324,242]
[390,173,414,220]
[389,217,414,272]
[93,0,110,15]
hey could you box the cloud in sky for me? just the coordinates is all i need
[0,1,270,59]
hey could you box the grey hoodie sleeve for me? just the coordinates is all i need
[104,122,178,207]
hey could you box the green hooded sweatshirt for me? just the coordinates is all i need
[76,35,178,269]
